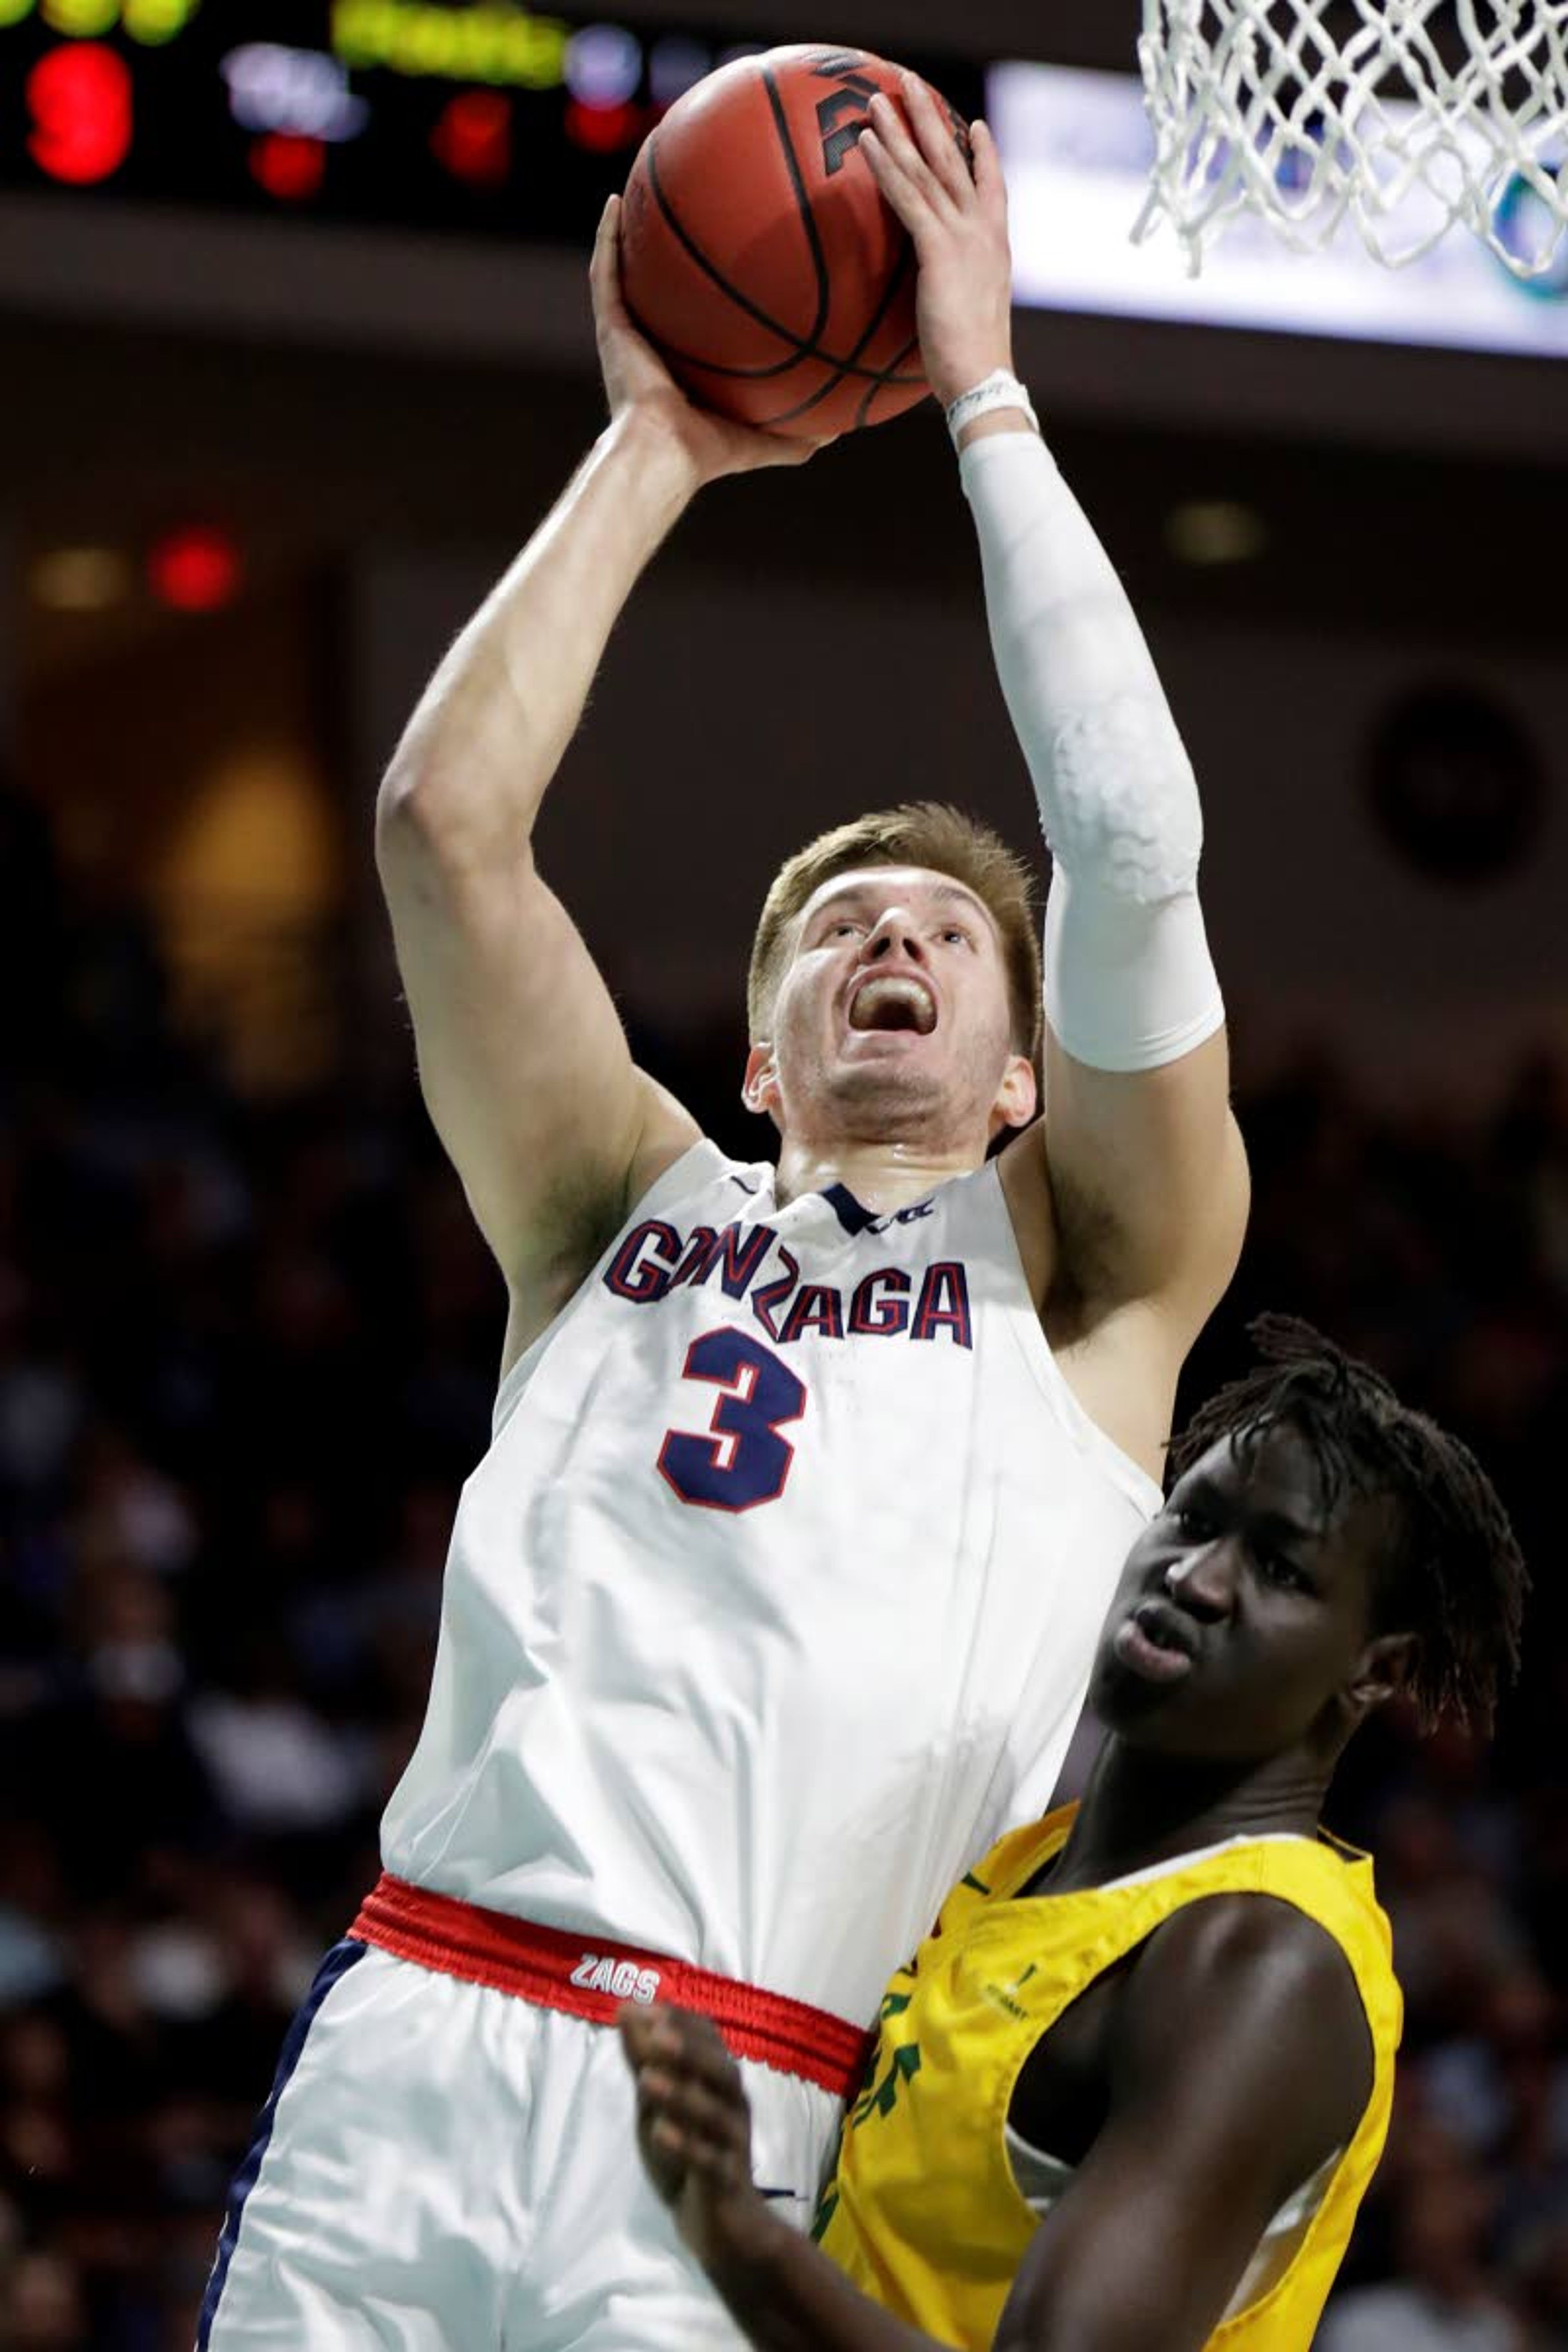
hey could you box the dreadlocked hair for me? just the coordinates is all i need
[1169,1314,1527,1736]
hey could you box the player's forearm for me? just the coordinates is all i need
[962,429,1200,901]
[962,425,1223,1075]
[376,409,700,872]
[700,2203,950,2352]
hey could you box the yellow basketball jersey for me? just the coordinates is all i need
[815,1805,1402,2350]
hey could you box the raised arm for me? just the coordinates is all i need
[961,421,1248,1384]
[375,200,824,1361]
[860,82,1248,1465]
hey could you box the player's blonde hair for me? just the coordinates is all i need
[747,803,1042,1062]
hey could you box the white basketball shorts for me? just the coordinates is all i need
[197,1937,848,2351]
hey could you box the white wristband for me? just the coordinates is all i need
[944,370,1039,448]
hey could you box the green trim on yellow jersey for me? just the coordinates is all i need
[816,1804,1402,2350]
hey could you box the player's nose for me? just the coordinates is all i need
[1163,1540,1236,1619]
[866,909,926,962]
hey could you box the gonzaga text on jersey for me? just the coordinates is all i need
[604,1212,974,1350]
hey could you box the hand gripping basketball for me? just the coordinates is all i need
[591,197,831,483]
[619,45,974,436]
[860,76,1015,413]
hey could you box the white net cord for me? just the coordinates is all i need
[1136,0,1568,279]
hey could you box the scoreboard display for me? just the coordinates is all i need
[0,0,983,245]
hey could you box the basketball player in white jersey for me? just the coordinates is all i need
[200,72,1249,2352]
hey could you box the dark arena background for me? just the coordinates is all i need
[1,0,1566,2343]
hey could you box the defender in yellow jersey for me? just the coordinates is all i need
[621,1317,1527,2352]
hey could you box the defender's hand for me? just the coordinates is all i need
[619,2002,772,2272]
[591,198,831,486]
[859,77,1015,411]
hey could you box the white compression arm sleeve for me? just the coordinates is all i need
[960,429,1225,1076]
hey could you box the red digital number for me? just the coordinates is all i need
[430,91,513,189]
[27,44,134,188]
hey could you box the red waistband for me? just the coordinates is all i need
[349,1874,872,2103]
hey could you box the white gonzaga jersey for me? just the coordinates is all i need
[381,1141,1160,2029]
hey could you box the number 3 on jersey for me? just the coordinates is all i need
[658,1328,807,1512]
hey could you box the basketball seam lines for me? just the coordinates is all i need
[760,245,922,429]
[762,65,832,351]
[643,138,812,379]
[641,125,924,388]
[854,325,921,430]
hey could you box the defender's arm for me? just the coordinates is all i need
[993,1896,1372,2352]
[621,1898,1369,2352]
[620,2005,944,2352]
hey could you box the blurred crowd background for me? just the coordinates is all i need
[3,0,1568,2347]
[1,768,1566,2348]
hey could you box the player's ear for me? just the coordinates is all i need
[989,1051,1038,1138]
[1347,1630,1419,1719]
[742,1043,781,1124]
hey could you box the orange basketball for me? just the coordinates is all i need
[619,45,969,437]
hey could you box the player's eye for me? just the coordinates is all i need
[1172,1505,1212,1540]
[1257,1547,1307,1591]
[939,927,972,947]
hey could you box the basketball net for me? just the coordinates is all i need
[1135,0,1568,278]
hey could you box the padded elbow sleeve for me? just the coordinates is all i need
[1044,869,1224,1076]
[960,428,1223,1073]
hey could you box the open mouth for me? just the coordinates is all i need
[1112,1599,1199,1685]
[848,975,938,1036]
